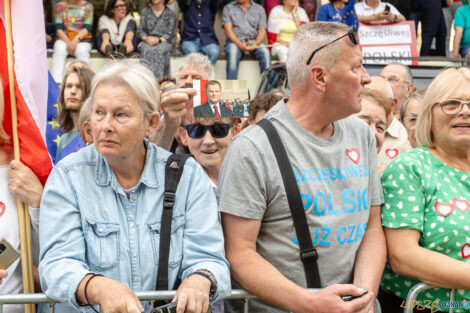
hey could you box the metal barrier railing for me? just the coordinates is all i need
[0,289,382,313]
[404,282,456,313]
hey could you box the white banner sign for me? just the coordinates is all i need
[362,45,413,65]
[359,24,413,45]
[359,21,418,65]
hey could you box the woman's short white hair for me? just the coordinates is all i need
[85,62,160,116]
[287,22,349,87]
[415,67,470,147]
[176,53,214,80]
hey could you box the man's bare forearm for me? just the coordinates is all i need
[229,249,312,313]
[353,206,386,295]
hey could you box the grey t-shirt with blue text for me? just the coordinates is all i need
[217,100,384,313]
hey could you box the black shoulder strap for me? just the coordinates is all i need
[257,119,321,288]
[156,153,191,292]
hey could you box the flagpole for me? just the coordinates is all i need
[4,1,36,313]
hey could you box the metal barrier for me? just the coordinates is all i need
[404,282,455,313]
[0,290,382,313]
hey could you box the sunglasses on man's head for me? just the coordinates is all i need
[184,123,233,139]
[306,25,359,65]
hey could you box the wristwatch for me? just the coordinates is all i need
[188,269,217,299]
[393,14,398,22]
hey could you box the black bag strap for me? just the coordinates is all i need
[156,153,191,292]
[257,119,321,288]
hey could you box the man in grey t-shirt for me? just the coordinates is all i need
[218,22,386,313]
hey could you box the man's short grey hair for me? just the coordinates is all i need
[287,21,349,87]
[85,62,159,116]
[385,62,413,84]
[177,53,214,80]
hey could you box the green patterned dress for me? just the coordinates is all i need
[381,147,470,312]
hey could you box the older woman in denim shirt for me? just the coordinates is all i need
[38,63,230,313]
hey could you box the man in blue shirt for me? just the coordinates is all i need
[178,0,220,65]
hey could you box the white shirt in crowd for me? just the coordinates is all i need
[0,166,40,313]
[355,1,402,21]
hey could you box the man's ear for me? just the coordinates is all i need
[309,66,327,93]
[406,83,414,97]
[392,97,398,112]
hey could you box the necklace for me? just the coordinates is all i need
[441,155,469,172]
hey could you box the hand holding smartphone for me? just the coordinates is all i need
[342,289,368,301]
[149,301,212,313]
[152,302,177,313]
[0,238,20,269]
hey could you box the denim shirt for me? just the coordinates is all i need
[38,143,230,313]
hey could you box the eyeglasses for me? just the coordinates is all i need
[383,75,410,85]
[113,4,126,9]
[306,25,359,65]
[403,115,417,126]
[435,99,470,115]
[184,123,232,139]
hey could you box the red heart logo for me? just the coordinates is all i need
[462,243,470,259]
[345,148,360,164]
[385,148,399,159]
[452,198,469,213]
[433,201,454,217]
[0,201,5,218]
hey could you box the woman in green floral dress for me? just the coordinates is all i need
[379,67,470,313]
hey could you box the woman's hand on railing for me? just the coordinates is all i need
[172,274,211,313]
[76,275,144,313]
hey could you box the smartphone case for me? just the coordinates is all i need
[0,238,20,269]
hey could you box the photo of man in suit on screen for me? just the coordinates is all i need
[194,80,233,118]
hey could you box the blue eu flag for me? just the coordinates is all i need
[342,0,359,29]
[45,71,61,164]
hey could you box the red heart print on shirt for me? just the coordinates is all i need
[345,148,360,164]
[0,201,5,218]
[434,202,454,217]
[385,148,399,159]
[452,198,469,214]
[462,244,470,259]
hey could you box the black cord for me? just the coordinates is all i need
[84,273,104,313]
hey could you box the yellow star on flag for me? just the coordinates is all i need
[53,135,61,145]
[48,118,61,130]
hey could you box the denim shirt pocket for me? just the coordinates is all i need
[85,219,120,271]
[148,215,185,268]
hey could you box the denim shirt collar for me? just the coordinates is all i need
[94,139,160,189]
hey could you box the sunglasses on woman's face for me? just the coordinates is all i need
[184,123,233,139]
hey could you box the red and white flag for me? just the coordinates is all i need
[1,0,52,184]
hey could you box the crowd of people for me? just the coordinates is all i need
[1,5,470,313]
[46,0,470,84]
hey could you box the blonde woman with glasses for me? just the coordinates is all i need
[379,67,470,313]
